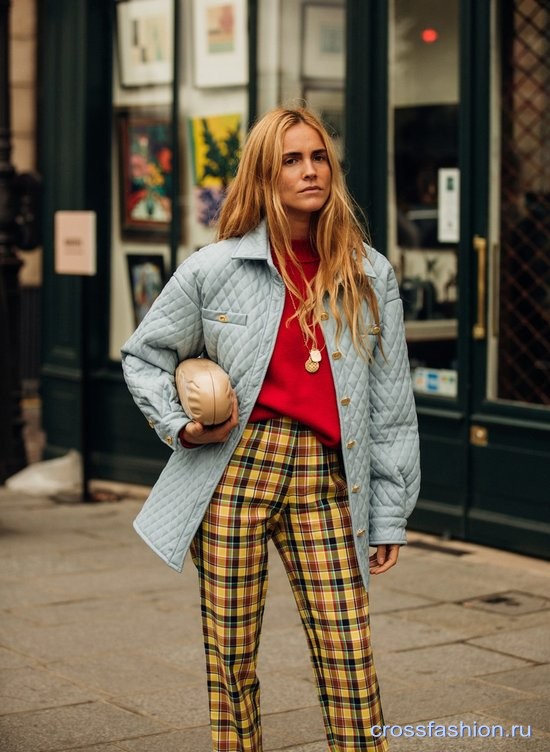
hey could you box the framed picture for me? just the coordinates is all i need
[116,0,174,87]
[117,110,173,240]
[304,87,345,161]
[192,0,248,88]
[188,113,243,226]
[126,253,167,327]
[302,4,345,80]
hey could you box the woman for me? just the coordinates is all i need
[122,106,420,752]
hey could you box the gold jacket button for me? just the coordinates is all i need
[320,312,329,321]
[340,396,351,406]
[346,439,356,449]
[351,484,360,493]
[356,528,365,537]
[165,436,173,445]
[332,351,342,360]
[218,314,229,323]
[369,325,381,335]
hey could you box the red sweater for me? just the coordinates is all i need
[248,239,341,446]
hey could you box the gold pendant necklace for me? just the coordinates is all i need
[288,294,325,373]
[285,268,325,374]
[305,348,322,373]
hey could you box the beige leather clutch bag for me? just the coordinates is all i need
[175,358,233,426]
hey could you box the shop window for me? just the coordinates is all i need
[389,0,460,399]
[109,0,249,361]
[257,0,345,156]
[492,0,550,406]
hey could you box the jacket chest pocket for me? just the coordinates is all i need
[201,307,249,357]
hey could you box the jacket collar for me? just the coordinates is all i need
[231,220,271,261]
[231,219,377,278]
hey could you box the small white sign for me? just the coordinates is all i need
[413,367,458,398]
[437,168,460,243]
[55,211,97,276]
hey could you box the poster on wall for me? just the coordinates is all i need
[302,4,345,80]
[117,110,173,240]
[116,0,174,87]
[188,113,242,226]
[126,253,167,327]
[192,0,248,87]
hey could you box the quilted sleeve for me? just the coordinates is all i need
[121,268,205,450]
[368,263,420,545]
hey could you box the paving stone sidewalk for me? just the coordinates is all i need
[1,485,549,752]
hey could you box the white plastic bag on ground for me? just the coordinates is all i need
[5,450,82,495]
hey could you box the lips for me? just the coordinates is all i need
[300,186,322,193]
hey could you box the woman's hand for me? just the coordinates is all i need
[369,544,400,575]
[182,391,239,445]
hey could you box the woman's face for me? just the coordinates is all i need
[277,122,331,235]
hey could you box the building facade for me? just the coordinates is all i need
[35,0,549,557]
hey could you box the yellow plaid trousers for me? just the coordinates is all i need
[191,417,389,752]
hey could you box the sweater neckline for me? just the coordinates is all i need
[289,238,319,263]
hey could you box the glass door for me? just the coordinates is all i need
[388,0,460,400]
[467,0,550,557]
[385,0,468,540]
[487,0,550,407]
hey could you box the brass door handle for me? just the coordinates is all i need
[473,235,487,340]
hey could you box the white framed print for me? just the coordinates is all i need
[303,87,345,161]
[192,0,248,88]
[302,3,345,80]
[116,0,174,87]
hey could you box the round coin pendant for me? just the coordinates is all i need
[305,358,319,373]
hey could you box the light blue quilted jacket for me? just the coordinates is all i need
[121,221,420,590]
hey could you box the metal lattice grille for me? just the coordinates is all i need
[498,0,550,405]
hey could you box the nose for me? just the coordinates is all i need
[303,158,317,178]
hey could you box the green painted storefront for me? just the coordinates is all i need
[38,0,550,558]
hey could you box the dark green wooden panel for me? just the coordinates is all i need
[467,419,550,557]
[467,515,550,560]
[88,370,168,485]
[345,0,389,251]
[409,408,468,538]
[39,0,113,462]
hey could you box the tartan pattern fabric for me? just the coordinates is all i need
[191,418,389,752]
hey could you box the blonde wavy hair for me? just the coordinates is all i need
[217,106,381,357]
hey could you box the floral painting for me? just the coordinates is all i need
[118,112,173,239]
[188,113,242,226]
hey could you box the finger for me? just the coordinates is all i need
[229,391,239,425]
[377,544,387,565]
[198,415,235,443]
[370,546,400,574]
[185,420,205,439]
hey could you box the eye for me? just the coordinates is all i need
[313,152,328,162]
[283,156,299,166]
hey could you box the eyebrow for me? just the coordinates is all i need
[282,148,328,158]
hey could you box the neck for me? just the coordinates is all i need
[287,214,311,240]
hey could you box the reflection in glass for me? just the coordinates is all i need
[389,0,459,397]
[495,0,550,406]
[258,0,345,157]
